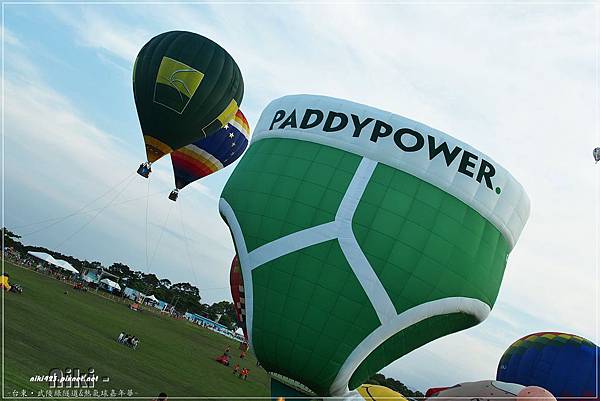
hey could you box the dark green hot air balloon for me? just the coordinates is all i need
[133,31,244,177]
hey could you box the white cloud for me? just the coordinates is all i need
[3,26,23,48]
[4,46,235,304]
[382,328,506,389]
[5,2,598,391]
[51,6,151,64]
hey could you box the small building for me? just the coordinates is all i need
[79,266,120,288]
[184,313,227,329]
[81,269,99,284]
[153,298,169,311]
[143,294,159,306]
[184,312,242,341]
[123,287,147,301]
[99,278,121,293]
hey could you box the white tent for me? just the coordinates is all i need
[99,278,121,290]
[28,251,58,264]
[28,251,78,273]
[54,259,78,274]
[145,294,159,303]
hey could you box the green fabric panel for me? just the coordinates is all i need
[221,138,360,252]
[252,240,380,396]
[348,163,509,390]
[353,162,510,311]
[348,313,479,390]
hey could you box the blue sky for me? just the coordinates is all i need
[3,2,598,392]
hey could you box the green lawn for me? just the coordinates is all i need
[2,261,270,398]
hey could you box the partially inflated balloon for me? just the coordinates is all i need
[355,384,407,401]
[219,95,530,396]
[133,31,244,163]
[171,109,250,190]
[427,381,555,401]
[517,386,556,401]
[271,379,408,401]
[497,332,599,401]
[426,388,450,397]
[230,255,248,340]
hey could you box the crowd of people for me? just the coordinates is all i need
[117,331,140,349]
[4,247,35,267]
[4,247,77,282]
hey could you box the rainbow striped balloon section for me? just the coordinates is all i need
[497,332,599,401]
[171,109,250,190]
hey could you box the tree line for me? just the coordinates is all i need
[366,373,425,398]
[3,228,238,330]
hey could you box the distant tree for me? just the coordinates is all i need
[132,272,161,294]
[171,282,199,297]
[109,262,132,277]
[168,282,203,315]
[3,228,26,253]
[127,272,159,295]
[206,301,237,330]
[217,312,236,330]
[3,228,21,240]
[366,373,424,398]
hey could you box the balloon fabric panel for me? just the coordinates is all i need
[171,110,249,189]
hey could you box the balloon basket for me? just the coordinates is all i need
[168,190,179,202]
[137,163,151,178]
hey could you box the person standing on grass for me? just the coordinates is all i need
[117,331,125,343]
[232,364,239,375]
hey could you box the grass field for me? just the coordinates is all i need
[2,261,270,399]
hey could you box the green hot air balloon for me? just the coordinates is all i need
[133,31,244,176]
[219,95,530,398]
